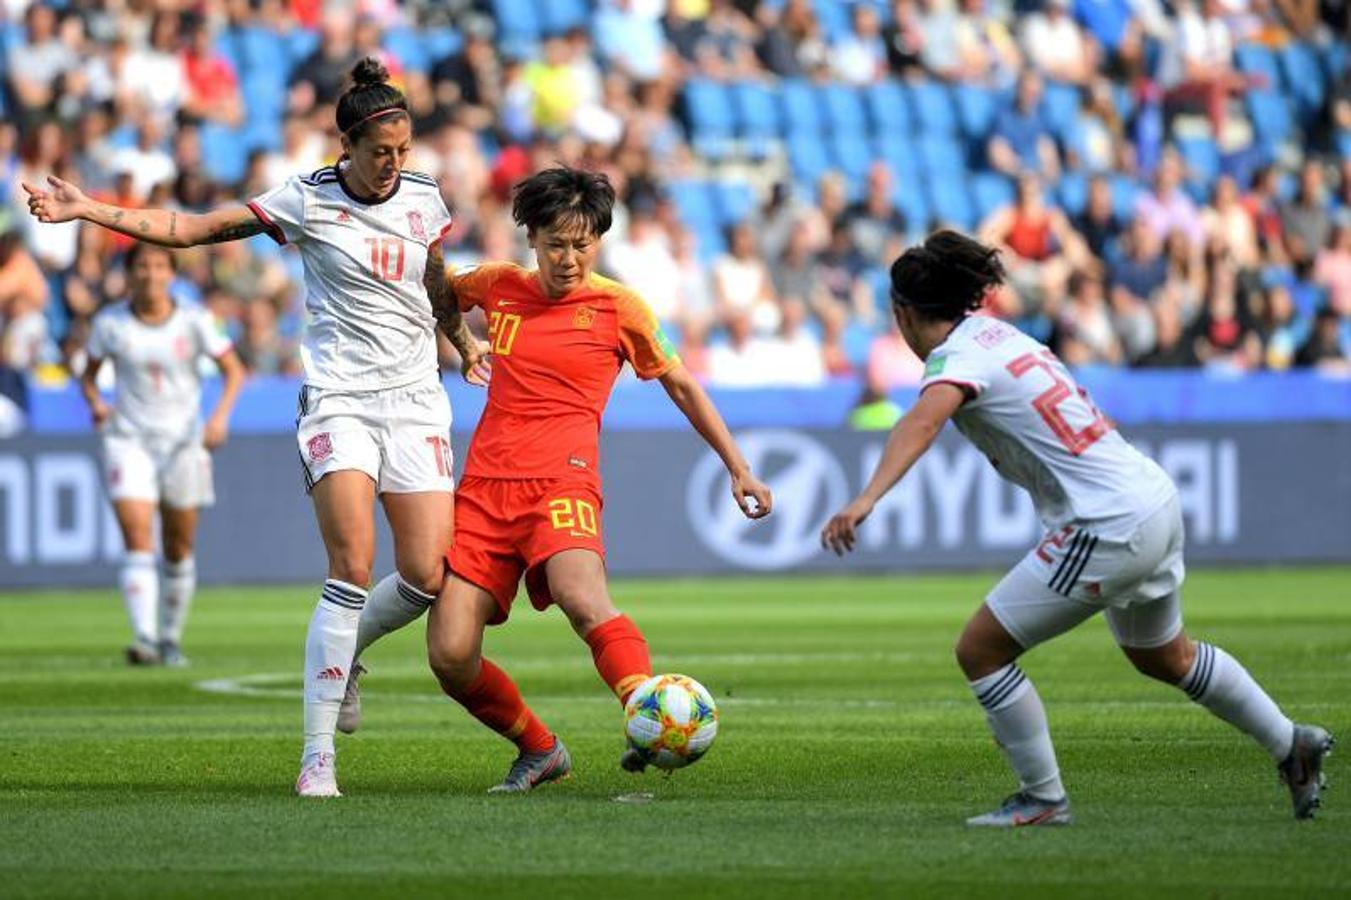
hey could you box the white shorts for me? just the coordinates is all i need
[103,433,215,509]
[295,376,454,495]
[986,494,1186,650]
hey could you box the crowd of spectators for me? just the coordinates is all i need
[0,0,1348,426]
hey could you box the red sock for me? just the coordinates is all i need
[584,614,651,705]
[445,658,555,754]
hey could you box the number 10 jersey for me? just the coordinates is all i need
[920,315,1175,538]
[248,165,453,391]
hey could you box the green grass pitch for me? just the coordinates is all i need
[2,568,1348,899]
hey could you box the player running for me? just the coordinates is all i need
[347,166,773,791]
[80,241,245,666]
[26,58,486,798]
[821,230,1333,825]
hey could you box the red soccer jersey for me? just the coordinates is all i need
[451,262,680,481]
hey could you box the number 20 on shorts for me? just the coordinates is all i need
[549,497,598,537]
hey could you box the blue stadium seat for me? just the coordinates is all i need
[872,134,918,178]
[684,79,736,137]
[1111,82,1135,123]
[895,184,930,233]
[200,123,249,184]
[1247,90,1295,150]
[819,83,868,135]
[829,132,874,181]
[732,81,782,139]
[423,27,463,63]
[954,84,1000,141]
[865,79,912,137]
[907,81,957,135]
[492,0,540,42]
[1280,42,1326,123]
[915,135,965,178]
[1339,131,1351,161]
[668,180,719,231]
[241,73,285,122]
[712,180,756,226]
[1039,81,1082,141]
[383,27,429,72]
[1056,170,1089,216]
[812,0,852,42]
[779,78,823,135]
[971,172,1015,221]
[787,133,832,184]
[1234,43,1281,88]
[1109,174,1140,220]
[1176,136,1220,197]
[538,0,589,34]
[926,174,976,230]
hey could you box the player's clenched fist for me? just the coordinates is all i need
[731,470,773,520]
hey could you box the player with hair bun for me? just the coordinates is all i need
[823,229,1332,826]
[26,58,488,798]
[80,241,245,668]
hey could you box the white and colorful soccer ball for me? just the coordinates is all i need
[623,673,719,771]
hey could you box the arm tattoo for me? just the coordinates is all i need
[203,219,267,244]
[110,209,125,225]
[424,248,475,357]
[137,219,150,234]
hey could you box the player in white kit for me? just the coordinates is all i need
[80,242,245,666]
[822,231,1332,825]
[26,59,487,797]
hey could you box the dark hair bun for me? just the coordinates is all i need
[351,57,390,87]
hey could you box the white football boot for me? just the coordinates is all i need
[295,753,341,798]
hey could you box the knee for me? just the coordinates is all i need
[553,583,616,635]
[327,556,372,590]
[1126,639,1195,684]
[163,538,194,564]
[397,558,446,598]
[427,638,479,693]
[954,629,1013,681]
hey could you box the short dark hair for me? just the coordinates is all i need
[336,58,409,144]
[511,166,616,237]
[889,230,1005,321]
[125,241,177,271]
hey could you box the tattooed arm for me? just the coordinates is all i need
[23,175,266,248]
[424,242,486,384]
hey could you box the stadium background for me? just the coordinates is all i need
[0,0,1349,584]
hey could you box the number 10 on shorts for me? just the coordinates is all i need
[425,435,452,477]
[549,497,598,537]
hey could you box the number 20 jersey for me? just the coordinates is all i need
[248,166,453,391]
[920,315,1175,537]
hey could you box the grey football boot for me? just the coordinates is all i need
[966,791,1073,827]
[1278,724,1334,819]
[619,740,648,773]
[488,738,572,793]
[336,662,366,735]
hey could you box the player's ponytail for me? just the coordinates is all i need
[889,230,1005,321]
[336,57,409,144]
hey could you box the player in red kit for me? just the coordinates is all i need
[426,167,773,791]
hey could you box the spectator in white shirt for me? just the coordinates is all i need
[1020,0,1096,85]
[832,4,888,85]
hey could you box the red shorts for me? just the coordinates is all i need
[447,475,606,625]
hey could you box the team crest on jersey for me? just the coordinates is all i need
[336,208,351,223]
[308,432,333,462]
[407,210,427,243]
[174,336,191,360]
[572,306,596,329]
[924,354,947,377]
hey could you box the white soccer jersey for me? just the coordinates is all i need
[920,315,1175,536]
[248,165,453,391]
[87,302,233,443]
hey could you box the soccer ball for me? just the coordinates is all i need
[623,673,719,771]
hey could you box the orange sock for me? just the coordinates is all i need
[446,658,555,754]
[584,614,651,705]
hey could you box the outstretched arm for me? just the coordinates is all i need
[821,382,965,555]
[658,364,772,519]
[23,175,265,248]
[425,244,490,385]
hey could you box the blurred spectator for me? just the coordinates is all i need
[1203,175,1260,268]
[1293,307,1350,371]
[918,0,964,81]
[606,201,682,322]
[760,298,827,387]
[881,0,926,77]
[1020,0,1096,85]
[595,0,667,82]
[866,317,925,388]
[1066,78,1125,174]
[0,214,50,371]
[1281,160,1332,266]
[1110,217,1169,307]
[988,71,1060,180]
[7,4,77,122]
[953,0,1021,88]
[120,11,188,124]
[707,308,776,386]
[843,163,907,266]
[109,116,177,202]
[832,4,888,85]
[1314,224,1351,315]
[714,222,779,332]
[432,21,501,132]
[1057,270,1123,365]
[1136,149,1206,247]
[980,175,1088,317]
[181,17,243,127]
[1244,165,1288,258]
[772,220,824,308]
[1255,284,1300,370]
[1074,175,1125,261]
[1188,258,1261,369]
[291,8,359,109]
[1160,0,1250,136]
[262,116,328,185]
[236,300,300,376]
[814,219,876,325]
[1137,298,1195,367]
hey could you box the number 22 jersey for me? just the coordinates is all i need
[248,165,453,391]
[920,315,1175,537]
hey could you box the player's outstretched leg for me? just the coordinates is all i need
[958,605,1071,827]
[338,574,435,734]
[298,578,366,798]
[1120,626,1333,819]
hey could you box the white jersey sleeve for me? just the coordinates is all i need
[919,333,999,398]
[248,176,307,245]
[421,189,453,248]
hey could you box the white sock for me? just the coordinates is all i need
[303,579,366,764]
[160,556,196,645]
[120,552,159,645]
[354,573,435,660]
[970,663,1066,801]
[1178,641,1294,761]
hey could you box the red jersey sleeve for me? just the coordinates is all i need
[448,262,510,312]
[610,283,681,380]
